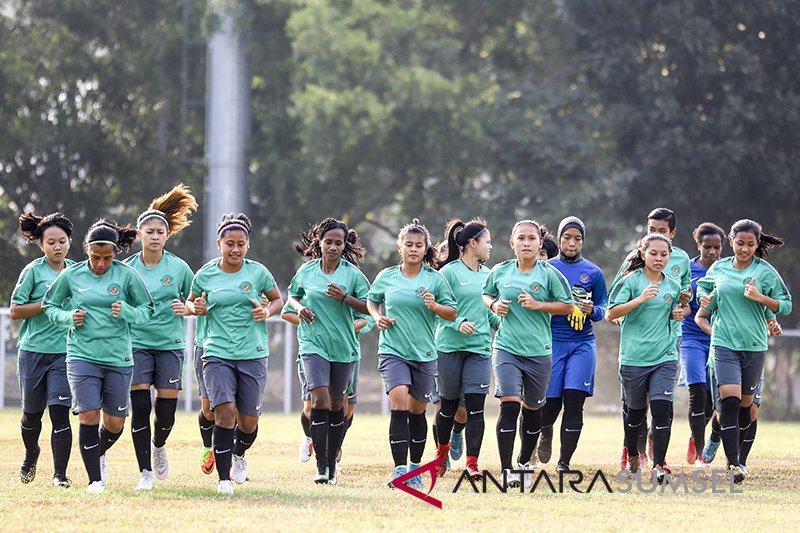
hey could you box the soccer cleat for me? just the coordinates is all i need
[388,465,407,488]
[328,464,338,486]
[435,443,450,477]
[20,445,41,484]
[619,445,628,471]
[627,454,640,476]
[217,479,234,495]
[314,465,329,484]
[686,436,697,464]
[201,447,215,475]
[152,442,169,480]
[740,465,748,476]
[653,465,667,485]
[516,462,534,490]
[504,468,521,489]
[86,480,105,494]
[556,461,570,472]
[702,437,721,464]
[299,436,313,463]
[231,454,249,485]
[99,454,108,484]
[135,469,155,491]
[662,462,672,475]
[406,462,423,490]
[729,465,745,484]
[537,425,553,464]
[466,456,482,481]
[694,457,711,468]
[449,430,464,460]
[52,474,72,488]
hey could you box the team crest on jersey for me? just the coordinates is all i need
[416,287,427,298]
[664,294,673,304]
[580,274,590,284]
[671,266,680,275]
[107,283,121,296]
[161,275,174,287]
[743,277,754,287]
[240,282,253,293]
[531,284,542,294]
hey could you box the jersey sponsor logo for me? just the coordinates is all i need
[161,275,174,286]
[460,281,473,286]
[77,287,90,293]
[107,283,121,296]
[240,281,253,293]
[531,284,542,294]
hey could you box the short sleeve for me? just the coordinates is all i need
[482,266,500,298]
[608,276,633,309]
[367,270,387,303]
[11,266,35,305]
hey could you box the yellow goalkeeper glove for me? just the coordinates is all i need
[568,304,585,331]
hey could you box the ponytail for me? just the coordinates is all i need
[18,212,73,243]
[85,219,137,252]
[729,219,784,258]
[138,183,198,235]
[437,218,488,269]
[624,234,673,275]
[398,218,438,268]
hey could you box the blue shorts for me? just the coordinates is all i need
[678,339,711,388]
[546,338,596,398]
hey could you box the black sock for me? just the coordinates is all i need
[621,401,629,446]
[408,412,427,464]
[650,400,672,467]
[327,409,346,471]
[389,410,410,467]
[130,389,152,471]
[710,414,721,443]
[153,397,178,448]
[518,407,541,465]
[624,407,647,456]
[464,394,485,457]
[541,396,563,430]
[435,398,459,445]
[688,384,708,452]
[637,404,649,454]
[739,419,758,466]
[300,411,312,438]
[199,411,214,448]
[49,405,72,477]
[704,389,714,424]
[737,406,752,449]
[341,414,353,450]
[310,408,329,468]
[496,402,520,470]
[79,423,101,483]
[21,411,44,458]
[453,420,466,435]
[719,396,741,466]
[99,425,123,456]
[233,426,258,457]
[559,389,586,465]
[213,425,235,480]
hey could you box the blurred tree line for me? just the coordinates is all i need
[1,0,797,328]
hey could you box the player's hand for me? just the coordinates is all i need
[325,283,347,303]
[251,300,267,322]
[518,289,541,311]
[458,321,477,335]
[73,309,86,327]
[376,315,396,331]
[679,288,692,305]
[171,299,190,316]
[699,293,714,310]
[298,305,315,324]
[421,289,437,310]
[577,298,593,316]
[639,283,659,302]
[767,319,782,337]
[491,299,511,317]
[671,305,685,322]
[568,304,585,331]
[111,300,122,318]
[744,280,762,302]
[194,292,208,316]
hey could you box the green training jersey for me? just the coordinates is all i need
[696,256,792,352]
[192,259,218,348]
[368,265,457,362]
[436,260,498,356]
[482,259,572,358]
[608,269,681,367]
[43,260,154,367]
[288,259,371,363]
[124,251,193,350]
[11,256,75,354]
[190,258,276,360]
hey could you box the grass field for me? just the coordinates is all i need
[1,409,799,532]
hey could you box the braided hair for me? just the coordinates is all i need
[294,217,366,264]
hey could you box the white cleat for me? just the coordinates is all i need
[135,469,155,491]
[504,469,521,489]
[152,442,169,480]
[299,436,313,463]
[99,454,108,484]
[217,479,234,495]
[86,480,105,494]
[232,454,249,485]
[516,462,534,490]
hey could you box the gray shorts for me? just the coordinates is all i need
[377,354,436,403]
[132,348,185,389]
[619,360,679,410]
[713,346,765,393]
[437,351,492,399]
[66,360,133,416]
[296,356,310,402]
[493,349,552,407]
[203,356,268,417]
[17,350,71,413]
[754,370,764,406]
[347,359,360,405]
[300,353,353,400]
[194,346,208,399]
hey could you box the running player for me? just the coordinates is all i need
[695,219,791,483]
[367,219,457,489]
[287,218,370,485]
[125,185,197,490]
[43,220,155,493]
[483,220,573,487]
[433,218,496,480]
[538,216,608,471]
[607,234,687,483]
[11,212,75,487]
[186,213,284,494]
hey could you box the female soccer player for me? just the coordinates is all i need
[287,218,370,485]
[367,219,457,489]
[434,218,496,480]
[186,213,283,494]
[124,185,197,490]
[679,222,725,466]
[11,212,75,487]
[696,219,792,483]
[43,220,154,493]
[607,234,687,483]
[482,220,573,487]
[538,216,608,471]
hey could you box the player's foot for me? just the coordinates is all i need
[86,480,105,494]
[537,425,553,464]
[406,462,423,490]
[686,436,696,464]
[435,443,450,477]
[619,445,628,471]
[729,465,745,484]
[449,430,463,460]
[556,461,570,472]
[314,464,329,484]
[694,457,711,467]
[99,454,108,484]
[135,469,155,491]
[153,441,169,480]
[466,456,482,481]
[662,462,672,475]
[52,474,72,488]
[740,465,748,476]
[638,452,648,470]
[627,454,640,476]
[516,461,533,490]
[388,465,407,488]
[299,436,313,463]
[653,464,667,485]
[702,437,721,464]
[231,454,248,485]
[20,445,41,484]
[504,468,521,488]
[217,479,234,495]
[201,447,215,475]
